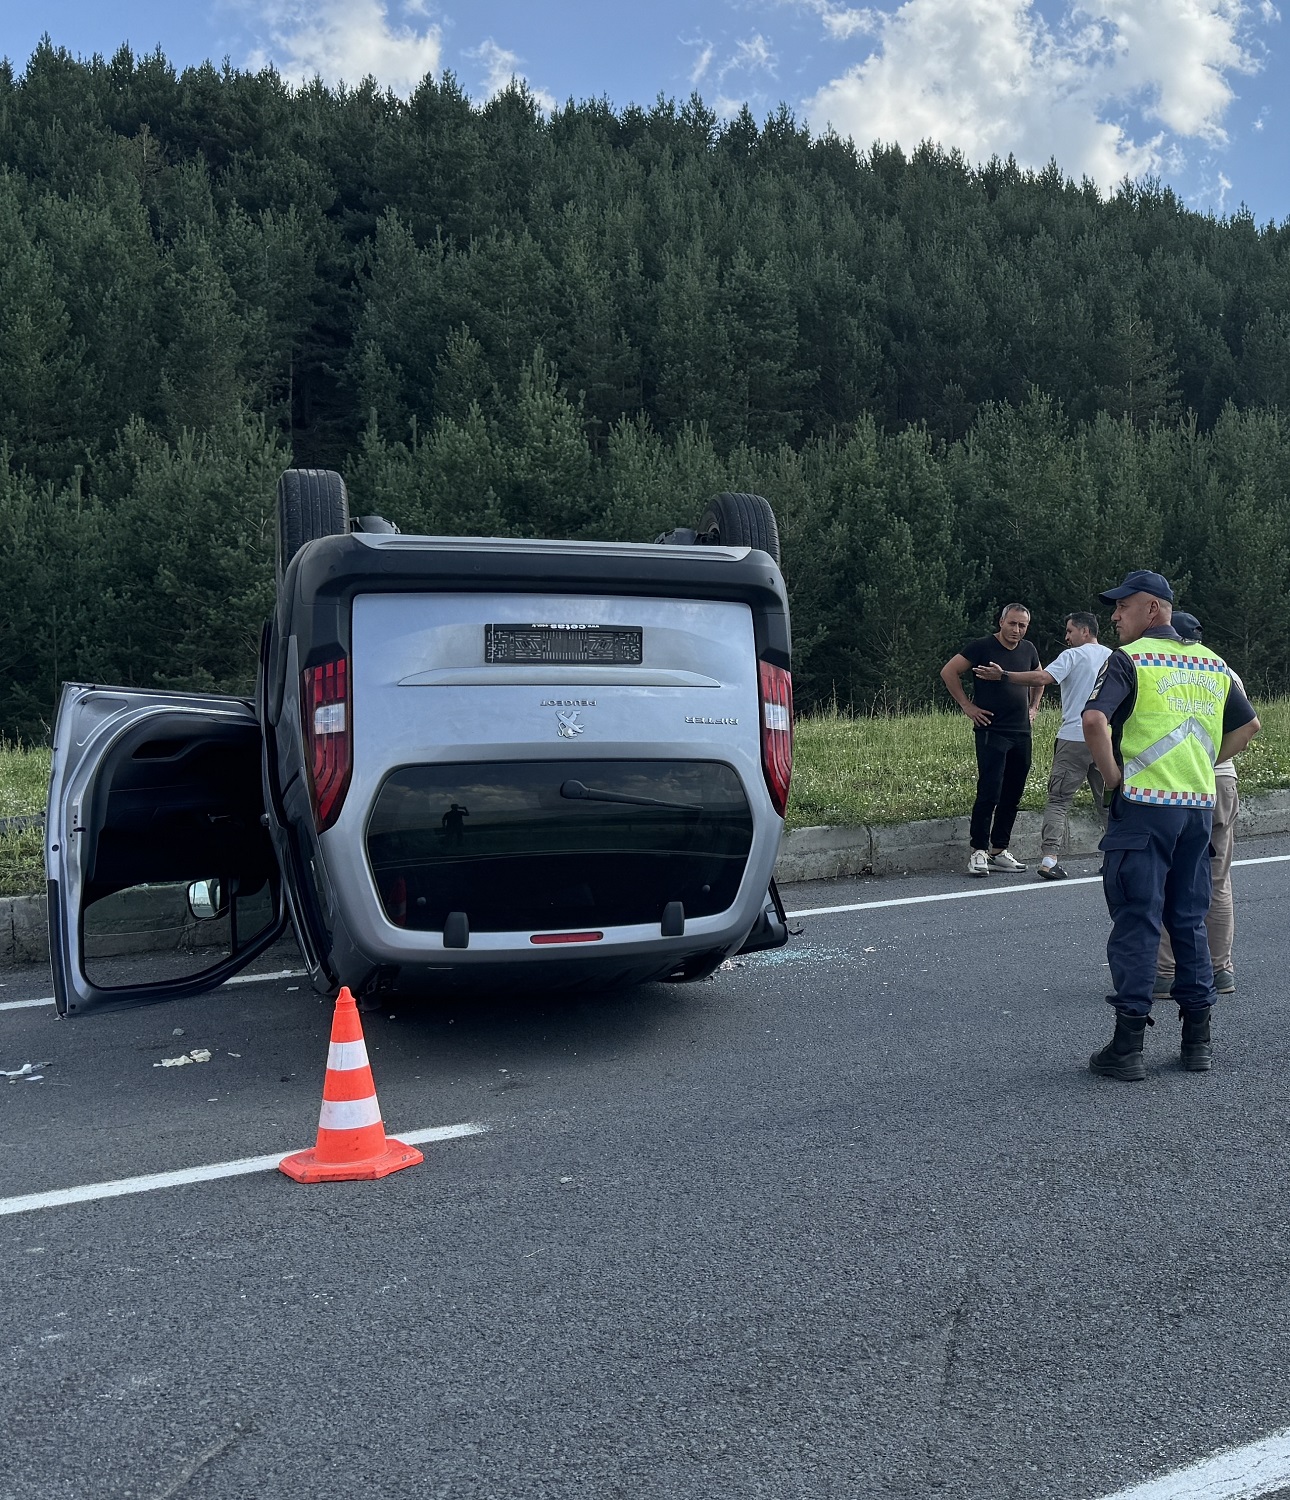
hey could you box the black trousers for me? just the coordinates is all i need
[970,730,1033,851]
[1102,799,1215,1016]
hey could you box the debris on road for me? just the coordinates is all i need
[3,1061,50,1082]
[718,958,745,971]
[153,1048,213,1068]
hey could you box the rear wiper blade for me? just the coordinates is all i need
[560,779,702,813]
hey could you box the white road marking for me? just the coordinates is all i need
[0,1122,485,1217]
[1094,1423,1290,1498]
[4,856,1289,1007]
[0,969,307,1013]
[789,877,1099,918]
[787,853,1290,920]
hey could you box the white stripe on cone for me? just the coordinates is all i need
[326,1039,370,1071]
[318,1095,383,1131]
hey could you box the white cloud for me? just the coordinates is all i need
[789,0,883,39]
[729,34,778,74]
[243,0,441,94]
[688,41,716,85]
[706,31,780,115]
[470,37,557,112]
[801,0,1262,190]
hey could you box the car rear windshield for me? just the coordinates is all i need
[366,760,753,932]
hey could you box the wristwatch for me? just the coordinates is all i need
[1001,669,1009,682]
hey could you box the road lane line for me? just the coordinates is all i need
[787,853,1290,920]
[5,856,1289,1006]
[0,1122,486,1217]
[0,969,307,1013]
[788,878,1101,917]
[1094,1424,1290,1498]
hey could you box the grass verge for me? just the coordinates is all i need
[2,704,1287,895]
[789,699,1290,829]
[0,743,51,900]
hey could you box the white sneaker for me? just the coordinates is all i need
[987,849,1027,872]
[968,850,989,878]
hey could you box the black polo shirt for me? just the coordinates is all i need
[960,634,1041,735]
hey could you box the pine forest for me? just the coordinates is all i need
[2,42,1289,737]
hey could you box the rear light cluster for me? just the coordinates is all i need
[303,655,352,831]
[758,660,793,818]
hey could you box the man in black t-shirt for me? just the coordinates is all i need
[939,604,1043,877]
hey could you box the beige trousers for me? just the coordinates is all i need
[1157,774,1238,976]
[1040,737,1107,857]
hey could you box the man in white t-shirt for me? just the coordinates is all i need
[973,611,1112,880]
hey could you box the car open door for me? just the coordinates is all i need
[47,684,288,1015]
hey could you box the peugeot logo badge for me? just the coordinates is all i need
[556,710,585,739]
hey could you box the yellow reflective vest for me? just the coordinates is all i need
[1117,636,1231,809]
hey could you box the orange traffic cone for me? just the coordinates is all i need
[279,986,423,1183]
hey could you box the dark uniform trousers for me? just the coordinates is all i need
[1101,799,1215,1016]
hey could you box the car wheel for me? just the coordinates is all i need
[276,469,350,587]
[697,491,781,565]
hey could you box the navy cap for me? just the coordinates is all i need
[1172,610,1202,642]
[1098,570,1174,605]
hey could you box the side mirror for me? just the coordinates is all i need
[186,878,228,921]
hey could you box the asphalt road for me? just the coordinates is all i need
[3,839,1290,1500]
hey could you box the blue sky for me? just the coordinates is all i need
[4,0,1285,224]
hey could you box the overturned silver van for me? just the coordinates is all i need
[46,474,793,1014]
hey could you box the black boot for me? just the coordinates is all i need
[1089,1011,1151,1082]
[1179,1008,1212,1072]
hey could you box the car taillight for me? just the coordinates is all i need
[759,659,793,818]
[303,654,352,831]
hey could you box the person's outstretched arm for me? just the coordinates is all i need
[973,663,1056,688]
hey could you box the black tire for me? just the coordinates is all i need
[697,491,780,565]
[276,469,349,587]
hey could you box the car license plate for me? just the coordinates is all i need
[485,624,643,665]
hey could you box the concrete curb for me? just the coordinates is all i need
[7,788,1290,968]
[776,788,1290,882]
[0,893,53,967]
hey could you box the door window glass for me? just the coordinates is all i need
[82,876,276,989]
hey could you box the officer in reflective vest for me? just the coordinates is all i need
[1081,571,1260,1081]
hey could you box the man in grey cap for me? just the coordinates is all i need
[1081,572,1259,1081]
[1155,610,1241,998]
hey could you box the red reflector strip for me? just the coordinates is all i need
[529,931,605,945]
